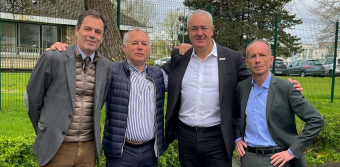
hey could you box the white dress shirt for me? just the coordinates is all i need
[179,41,220,127]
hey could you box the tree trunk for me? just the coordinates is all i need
[85,0,125,62]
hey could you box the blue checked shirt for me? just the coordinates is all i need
[125,60,168,142]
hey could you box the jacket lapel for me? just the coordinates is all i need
[241,79,252,134]
[65,46,76,110]
[266,74,277,123]
[173,49,192,109]
[217,44,228,103]
[94,56,105,109]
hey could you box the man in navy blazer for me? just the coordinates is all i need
[234,39,324,167]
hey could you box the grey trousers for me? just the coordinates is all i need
[241,151,291,167]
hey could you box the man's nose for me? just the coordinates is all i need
[197,28,204,35]
[137,43,143,50]
[89,30,95,38]
[255,56,261,62]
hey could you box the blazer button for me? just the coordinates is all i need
[62,132,66,135]
[68,115,72,119]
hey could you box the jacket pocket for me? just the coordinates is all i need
[38,121,47,131]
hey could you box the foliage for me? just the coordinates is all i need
[161,10,183,53]
[0,135,37,167]
[158,140,180,167]
[183,0,303,57]
[147,60,155,66]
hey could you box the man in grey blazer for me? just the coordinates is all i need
[234,39,324,167]
[25,10,112,166]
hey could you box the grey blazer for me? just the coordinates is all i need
[234,74,324,167]
[25,45,112,166]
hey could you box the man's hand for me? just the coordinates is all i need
[174,43,192,55]
[287,78,303,94]
[45,42,68,52]
[270,150,294,167]
[235,138,247,157]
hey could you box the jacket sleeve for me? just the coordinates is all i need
[233,84,242,140]
[26,52,52,133]
[287,84,325,157]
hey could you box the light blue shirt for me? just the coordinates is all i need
[235,72,297,157]
[77,45,95,69]
[244,73,276,147]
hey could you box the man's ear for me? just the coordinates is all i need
[75,26,79,37]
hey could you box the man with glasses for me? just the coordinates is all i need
[162,9,251,167]
[161,10,301,167]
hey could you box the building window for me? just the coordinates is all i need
[42,25,60,48]
[19,23,40,48]
[1,22,16,48]
[1,21,64,50]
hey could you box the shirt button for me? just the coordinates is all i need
[256,135,258,137]
[255,108,257,110]
[253,122,256,124]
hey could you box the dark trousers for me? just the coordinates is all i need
[241,151,290,167]
[177,122,232,167]
[106,141,157,167]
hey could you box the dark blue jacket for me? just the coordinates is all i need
[102,60,165,158]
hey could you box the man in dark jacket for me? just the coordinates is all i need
[102,28,167,167]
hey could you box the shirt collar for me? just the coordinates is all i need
[126,59,148,73]
[251,72,272,88]
[191,39,218,58]
[77,45,95,63]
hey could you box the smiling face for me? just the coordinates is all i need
[75,15,105,56]
[187,13,214,51]
[245,41,274,77]
[123,30,150,67]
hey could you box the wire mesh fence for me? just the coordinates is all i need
[1,0,340,111]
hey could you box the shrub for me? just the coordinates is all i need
[147,60,155,66]
[158,140,180,167]
[0,135,37,167]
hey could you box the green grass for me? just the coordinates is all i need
[1,74,340,136]
[2,73,340,166]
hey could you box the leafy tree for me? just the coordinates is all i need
[161,10,183,53]
[183,0,302,57]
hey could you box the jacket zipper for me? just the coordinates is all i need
[147,76,159,158]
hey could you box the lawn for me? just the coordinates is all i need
[1,73,340,166]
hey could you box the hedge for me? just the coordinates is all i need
[1,114,339,166]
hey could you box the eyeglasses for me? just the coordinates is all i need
[187,25,213,32]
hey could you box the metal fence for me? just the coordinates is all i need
[1,0,340,111]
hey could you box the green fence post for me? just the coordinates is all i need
[273,13,279,74]
[117,0,121,30]
[331,22,338,103]
[209,4,212,14]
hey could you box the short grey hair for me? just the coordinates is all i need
[123,28,151,47]
[245,39,272,58]
[187,10,213,26]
